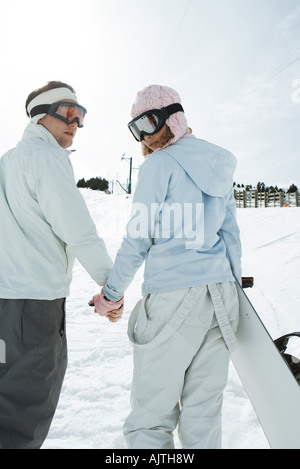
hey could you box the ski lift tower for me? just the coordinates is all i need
[121,153,133,194]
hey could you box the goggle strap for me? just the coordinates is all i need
[30,104,51,118]
[161,103,184,119]
[129,103,184,127]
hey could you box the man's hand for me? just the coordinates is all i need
[106,307,123,323]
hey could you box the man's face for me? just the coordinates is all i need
[38,100,78,149]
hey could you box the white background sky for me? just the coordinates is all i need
[0,0,299,189]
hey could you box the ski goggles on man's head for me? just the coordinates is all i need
[128,103,184,142]
[30,101,87,128]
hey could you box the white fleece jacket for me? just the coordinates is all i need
[0,123,113,300]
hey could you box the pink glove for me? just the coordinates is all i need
[88,289,124,317]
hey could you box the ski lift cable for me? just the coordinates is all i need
[261,56,300,86]
[192,52,300,132]
[256,43,300,87]
[156,0,192,80]
[156,2,300,130]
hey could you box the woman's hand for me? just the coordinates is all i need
[89,289,124,322]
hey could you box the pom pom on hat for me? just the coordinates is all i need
[131,84,188,146]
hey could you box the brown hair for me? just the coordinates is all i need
[25,81,77,117]
[142,126,175,157]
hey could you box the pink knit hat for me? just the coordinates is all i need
[131,84,188,147]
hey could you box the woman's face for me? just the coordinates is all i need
[142,124,168,151]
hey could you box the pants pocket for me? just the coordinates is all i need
[130,288,201,349]
[59,299,66,339]
[135,291,183,345]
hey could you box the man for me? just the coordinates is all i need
[0,81,122,449]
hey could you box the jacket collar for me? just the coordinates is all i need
[22,123,73,155]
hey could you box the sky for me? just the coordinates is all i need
[0,0,299,190]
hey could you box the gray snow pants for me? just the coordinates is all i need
[0,298,67,449]
[125,282,239,449]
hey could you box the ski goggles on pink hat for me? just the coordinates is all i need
[128,103,184,142]
[30,101,87,128]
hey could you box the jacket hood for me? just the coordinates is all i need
[162,137,236,197]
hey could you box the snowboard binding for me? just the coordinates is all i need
[274,333,300,386]
[242,277,254,289]
[241,277,300,386]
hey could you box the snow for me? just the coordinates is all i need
[42,189,300,449]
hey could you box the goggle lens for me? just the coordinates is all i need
[128,111,165,142]
[128,103,184,142]
[138,113,160,132]
[50,102,87,128]
[129,113,161,141]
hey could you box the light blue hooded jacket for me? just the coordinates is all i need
[104,136,242,301]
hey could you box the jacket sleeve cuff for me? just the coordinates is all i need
[103,283,124,302]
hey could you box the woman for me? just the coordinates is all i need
[90,84,242,449]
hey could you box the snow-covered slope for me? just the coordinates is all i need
[43,189,300,449]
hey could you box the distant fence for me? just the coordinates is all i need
[234,190,300,208]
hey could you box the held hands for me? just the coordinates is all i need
[89,289,124,323]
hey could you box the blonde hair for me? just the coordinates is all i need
[142,125,193,157]
[142,126,175,157]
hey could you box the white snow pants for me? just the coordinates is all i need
[124,282,239,449]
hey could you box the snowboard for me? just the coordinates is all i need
[230,280,300,449]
